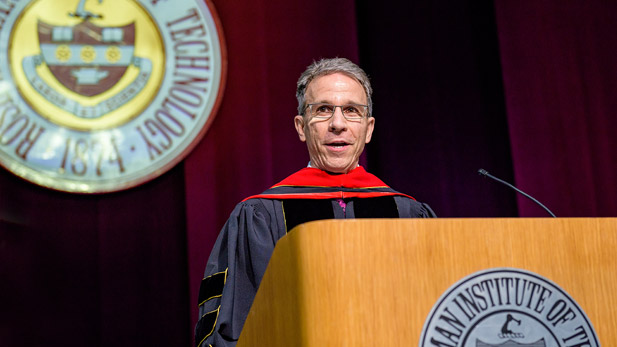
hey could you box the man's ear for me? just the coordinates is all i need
[365,116,375,143]
[294,115,307,142]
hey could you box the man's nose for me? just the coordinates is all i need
[329,106,347,131]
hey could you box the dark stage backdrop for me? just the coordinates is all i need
[494,0,617,217]
[1,1,616,346]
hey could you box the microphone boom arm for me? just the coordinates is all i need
[478,168,556,218]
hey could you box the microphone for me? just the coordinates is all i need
[478,168,556,218]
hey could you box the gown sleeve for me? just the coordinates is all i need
[393,196,438,218]
[195,199,282,347]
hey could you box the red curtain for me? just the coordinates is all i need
[495,1,617,216]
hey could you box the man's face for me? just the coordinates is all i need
[294,73,375,174]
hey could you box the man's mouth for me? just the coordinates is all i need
[326,141,350,149]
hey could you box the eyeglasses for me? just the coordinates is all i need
[304,103,369,121]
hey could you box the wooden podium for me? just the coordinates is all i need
[237,218,617,346]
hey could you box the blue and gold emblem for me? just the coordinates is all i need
[0,0,225,192]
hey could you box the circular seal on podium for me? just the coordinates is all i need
[420,268,599,347]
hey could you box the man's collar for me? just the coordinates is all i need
[242,166,415,201]
[307,161,360,170]
[272,166,388,189]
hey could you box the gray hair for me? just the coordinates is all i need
[296,58,373,116]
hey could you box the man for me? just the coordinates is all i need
[195,58,435,347]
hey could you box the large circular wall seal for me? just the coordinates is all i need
[420,268,599,347]
[0,0,225,193]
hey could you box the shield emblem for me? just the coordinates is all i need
[476,339,546,347]
[38,20,135,97]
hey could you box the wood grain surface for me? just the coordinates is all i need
[238,218,617,346]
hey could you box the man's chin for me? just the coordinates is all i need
[309,156,359,174]
[321,163,357,174]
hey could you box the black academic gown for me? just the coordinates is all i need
[195,167,435,347]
